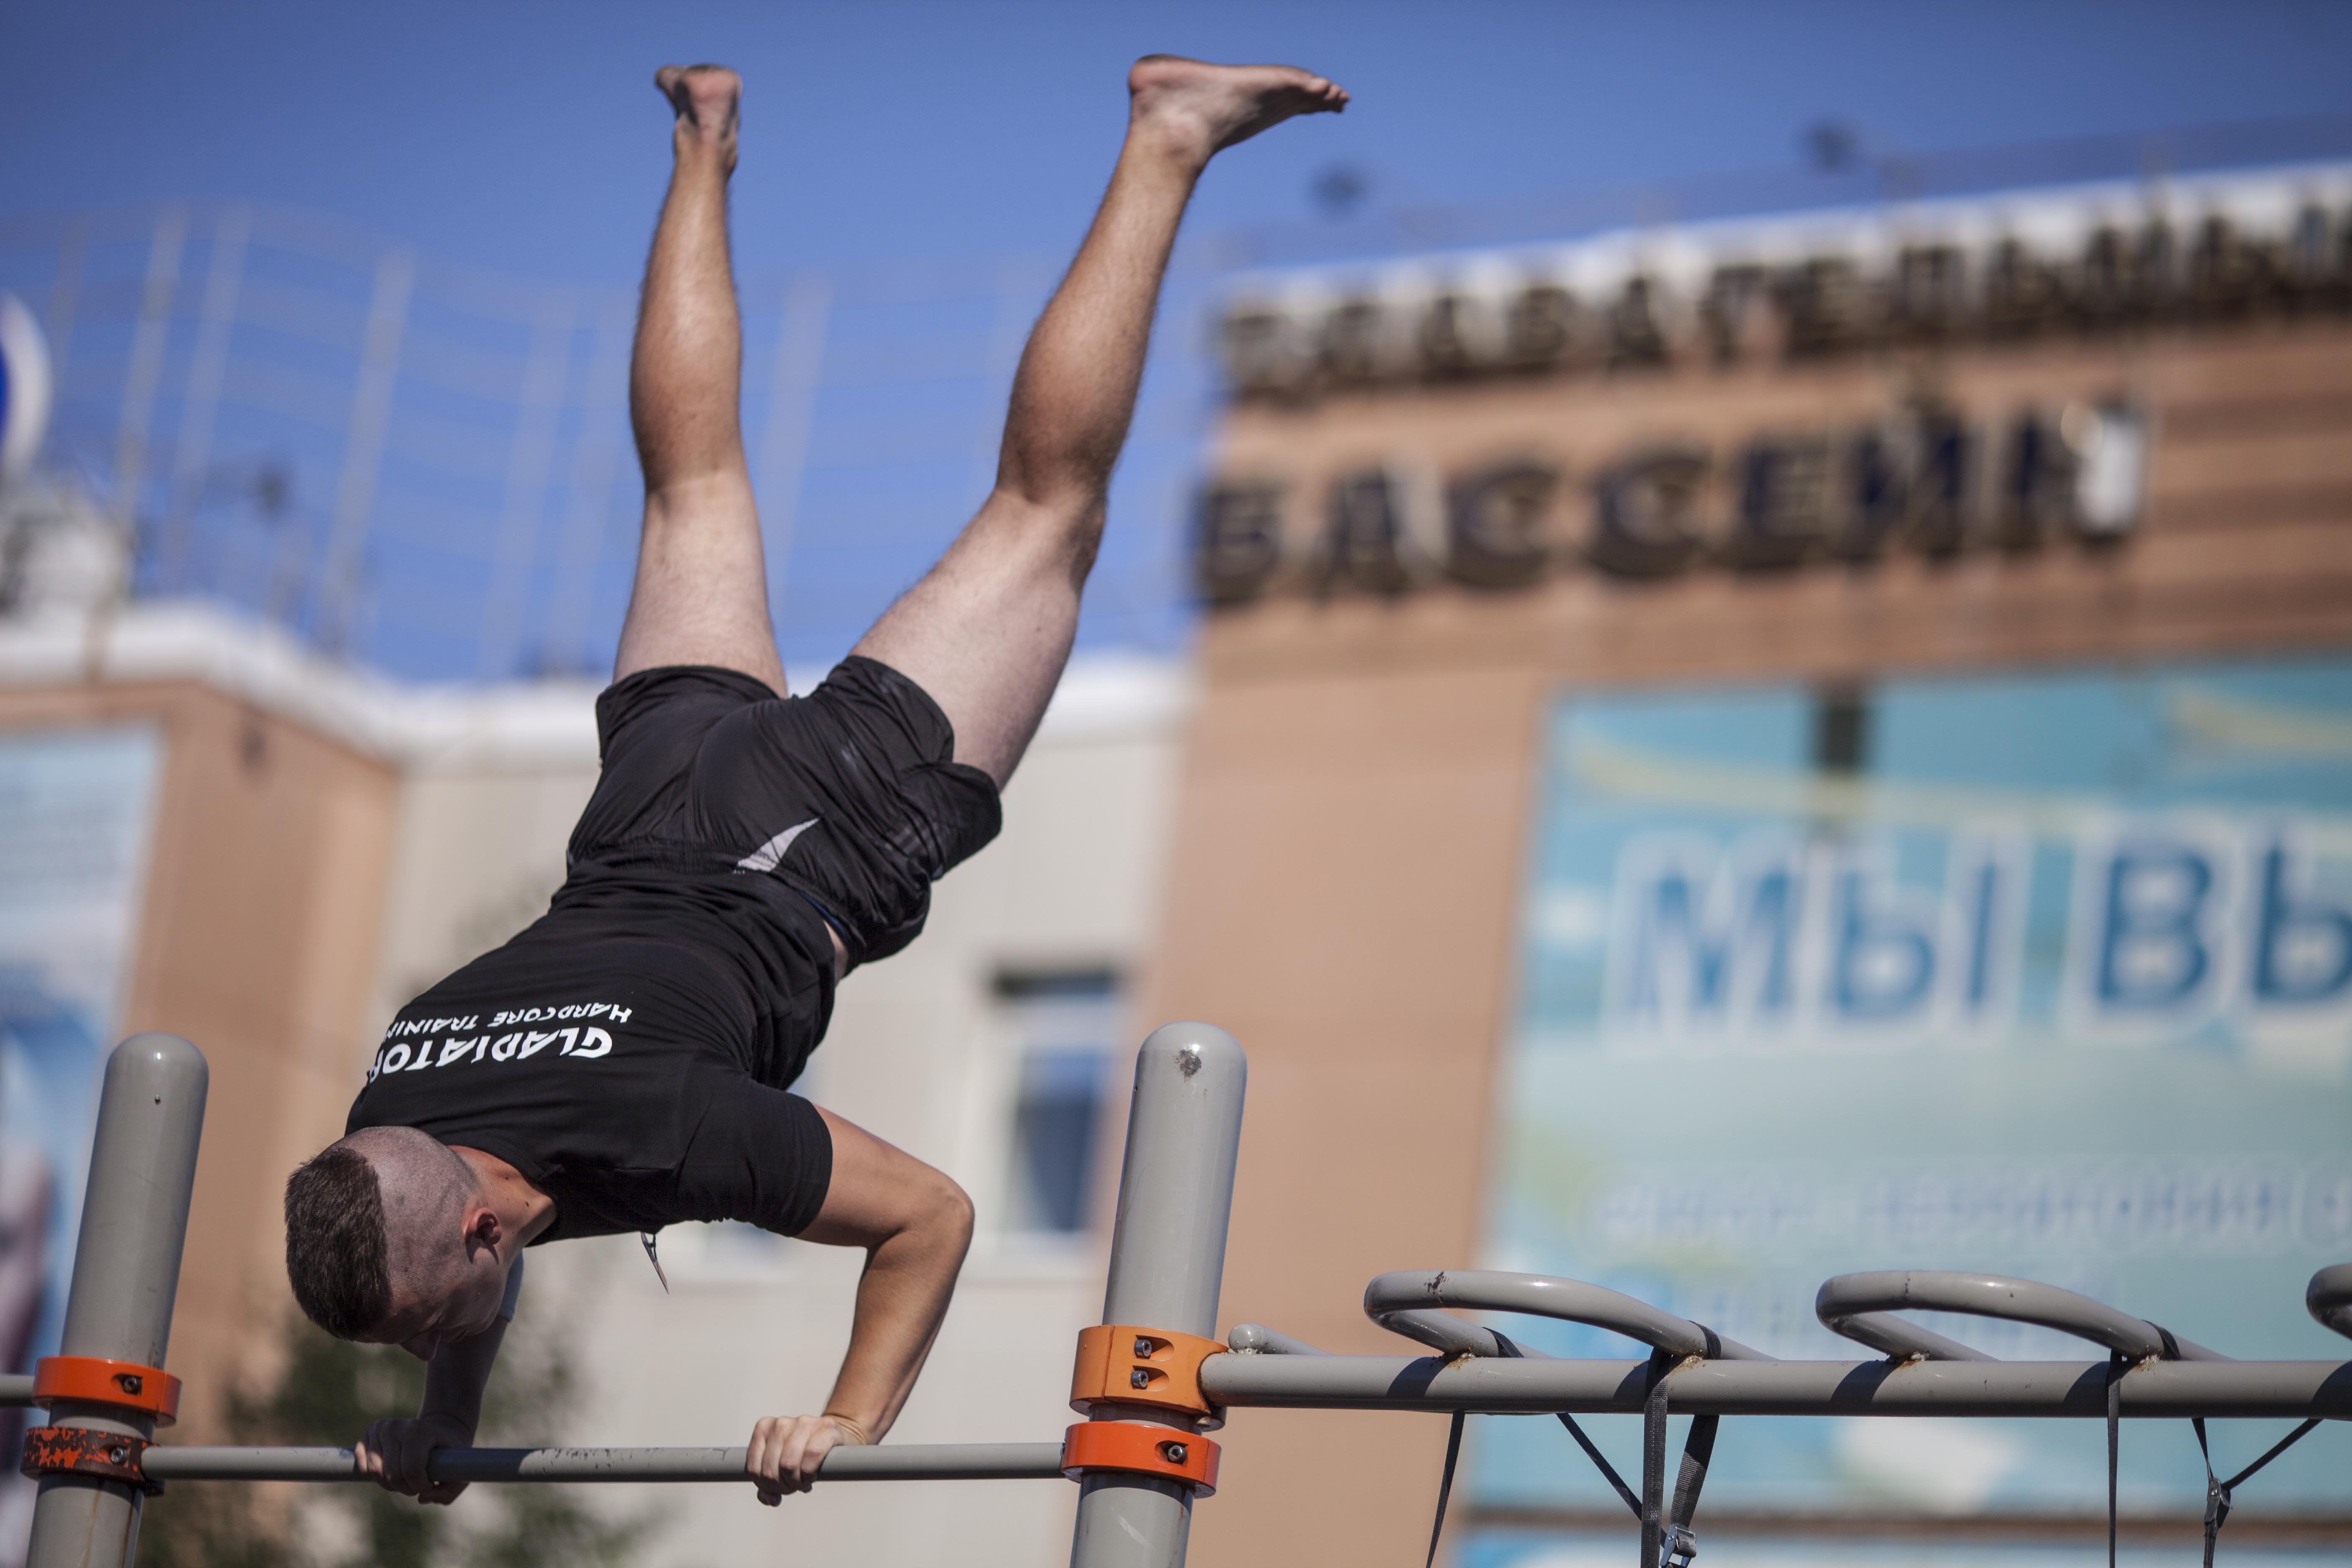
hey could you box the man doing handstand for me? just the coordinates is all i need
[281,55,1345,1506]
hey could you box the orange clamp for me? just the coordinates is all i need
[20,1426,163,1495]
[34,1357,182,1426]
[1070,1324,1224,1424]
[1060,1421,1220,1495]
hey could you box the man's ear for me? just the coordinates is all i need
[463,1203,503,1256]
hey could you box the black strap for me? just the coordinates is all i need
[1420,1398,1648,1567]
[1555,1411,1643,1518]
[1424,1409,1465,1568]
[1424,1337,1716,1568]
[1664,1415,1718,1566]
[1498,1330,1645,1520]
[2194,1416,2324,1567]
[1637,1349,1719,1568]
[2105,1353,2122,1568]
[1641,1369,1669,1568]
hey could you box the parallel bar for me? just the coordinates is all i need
[1070,1024,1248,1568]
[1199,1351,2352,1419]
[28,1035,209,1568]
[141,1443,1070,1484]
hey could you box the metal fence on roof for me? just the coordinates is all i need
[2,110,2348,685]
[0,202,1218,683]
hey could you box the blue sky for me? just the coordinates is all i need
[4,2,2349,678]
[8,2,2351,287]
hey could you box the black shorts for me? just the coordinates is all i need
[349,657,1001,1243]
[570,655,1003,969]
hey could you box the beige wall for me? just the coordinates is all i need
[1166,321,2352,1566]
[368,769,600,1032]
[1150,662,1542,1568]
[0,678,401,1439]
[0,617,609,1473]
[0,623,1190,1565]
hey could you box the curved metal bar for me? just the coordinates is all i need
[2309,1264,2352,1343]
[1828,1310,2001,1364]
[1226,1323,1330,1357]
[139,1442,1071,1484]
[1364,1270,1768,1361]
[1817,1271,2230,1362]
[1369,1306,1515,1359]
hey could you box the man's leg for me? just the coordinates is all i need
[614,65,788,693]
[854,57,1346,784]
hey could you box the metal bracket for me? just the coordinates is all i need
[20,1427,164,1496]
[1060,1421,1220,1496]
[1070,1324,1225,1424]
[33,1356,181,1425]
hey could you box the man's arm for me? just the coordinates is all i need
[744,1106,974,1503]
[355,1257,524,1504]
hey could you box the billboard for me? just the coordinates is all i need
[0,727,162,1555]
[1476,656,2352,1535]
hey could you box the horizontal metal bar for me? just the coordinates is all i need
[0,1376,31,1407]
[1463,1504,2352,1546]
[1198,1351,2352,1419]
[139,1442,1070,1484]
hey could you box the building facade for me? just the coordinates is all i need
[2,152,2351,1568]
[1164,162,2352,1566]
[0,598,1186,1568]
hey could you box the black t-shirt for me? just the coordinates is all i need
[346,931,833,1240]
[345,659,1002,1242]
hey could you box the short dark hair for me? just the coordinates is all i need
[284,1145,391,1338]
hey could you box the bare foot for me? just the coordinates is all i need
[656,63,741,170]
[1127,55,1348,165]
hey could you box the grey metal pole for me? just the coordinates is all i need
[1069,1022,1246,1568]
[141,1441,1070,1484]
[26,1034,209,1568]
